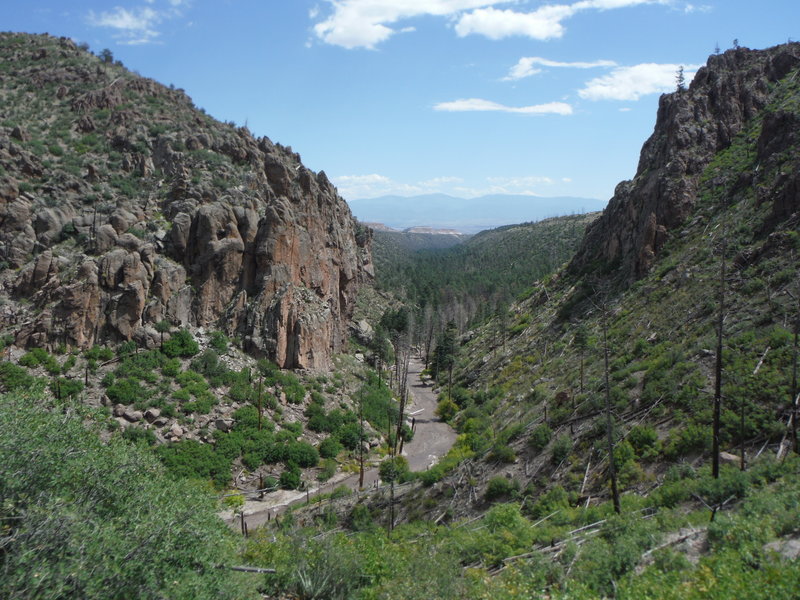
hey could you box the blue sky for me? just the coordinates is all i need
[3,1,798,203]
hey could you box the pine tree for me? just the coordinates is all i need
[676,66,686,92]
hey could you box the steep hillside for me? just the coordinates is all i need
[0,32,372,370]
[230,42,800,600]
[572,43,800,279]
[435,42,800,514]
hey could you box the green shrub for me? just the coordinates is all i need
[50,377,84,399]
[190,349,231,387]
[490,444,516,463]
[285,442,319,468]
[19,348,61,374]
[379,456,410,483]
[337,422,362,450]
[85,346,114,361]
[209,331,228,353]
[0,391,239,599]
[155,439,231,488]
[161,357,181,377]
[485,476,519,501]
[317,458,337,482]
[529,423,553,451]
[117,340,137,356]
[106,377,149,404]
[628,425,659,457]
[62,354,77,373]
[122,427,156,446]
[162,329,200,358]
[551,435,573,464]
[280,464,301,490]
[0,362,37,391]
[436,397,459,421]
[278,372,306,404]
[319,436,343,459]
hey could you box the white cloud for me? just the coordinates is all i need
[454,5,574,41]
[313,0,504,49]
[503,56,616,81]
[420,176,464,187]
[434,98,573,115]
[87,2,188,45]
[578,62,701,100]
[488,175,555,186]
[453,175,559,196]
[311,0,687,48]
[335,173,568,199]
[333,173,465,199]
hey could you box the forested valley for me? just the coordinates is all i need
[1,33,800,600]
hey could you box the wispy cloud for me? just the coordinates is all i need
[311,0,689,49]
[333,173,465,199]
[578,62,701,100]
[434,98,573,115]
[453,175,561,197]
[503,56,617,81]
[87,1,189,45]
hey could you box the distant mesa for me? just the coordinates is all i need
[348,193,607,234]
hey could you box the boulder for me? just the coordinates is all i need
[215,418,233,432]
[122,409,143,423]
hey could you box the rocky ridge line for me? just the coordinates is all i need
[0,32,373,369]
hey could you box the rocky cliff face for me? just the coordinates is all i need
[0,33,372,369]
[571,43,800,278]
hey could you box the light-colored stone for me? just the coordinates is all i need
[123,409,144,423]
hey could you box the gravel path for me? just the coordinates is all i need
[225,355,456,530]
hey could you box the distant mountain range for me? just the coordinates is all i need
[347,194,607,233]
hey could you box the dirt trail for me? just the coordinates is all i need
[224,355,456,530]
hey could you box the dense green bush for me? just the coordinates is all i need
[19,347,61,374]
[85,345,114,361]
[285,441,320,469]
[156,439,232,488]
[106,376,149,404]
[190,349,233,387]
[280,464,301,489]
[485,476,519,501]
[379,455,410,483]
[162,329,200,358]
[0,361,38,391]
[551,434,573,464]
[319,436,343,459]
[209,330,229,353]
[490,444,516,463]
[0,390,240,599]
[529,423,553,451]
[50,377,84,399]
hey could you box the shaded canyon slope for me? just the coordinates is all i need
[0,33,372,369]
[571,42,800,279]
[437,41,800,515]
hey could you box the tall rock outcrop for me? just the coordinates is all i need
[571,43,800,278]
[0,33,373,369]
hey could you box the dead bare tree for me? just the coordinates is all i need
[599,288,621,514]
[712,224,727,479]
